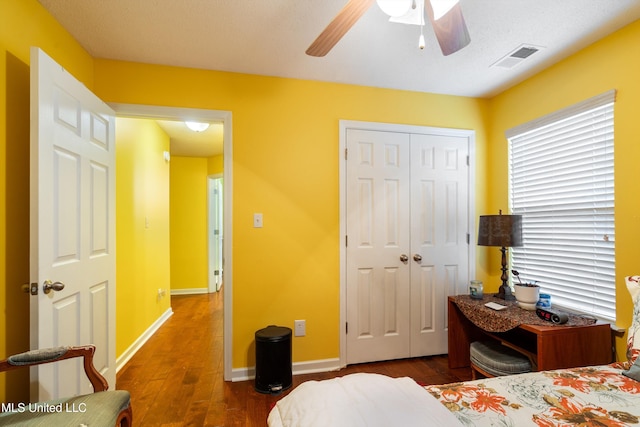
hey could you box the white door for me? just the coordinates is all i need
[346,130,412,363]
[409,133,469,356]
[345,127,469,364]
[29,47,116,400]
[208,176,223,292]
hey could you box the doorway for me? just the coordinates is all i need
[339,120,476,366]
[110,103,234,381]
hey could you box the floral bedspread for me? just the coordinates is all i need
[424,364,640,427]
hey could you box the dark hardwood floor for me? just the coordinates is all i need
[116,292,472,426]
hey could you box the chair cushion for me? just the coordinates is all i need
[0,390,130,427]
[470,340,531,376]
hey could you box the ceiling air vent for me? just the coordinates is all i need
[492,45,543,69]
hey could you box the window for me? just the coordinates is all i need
[506,90,616,320]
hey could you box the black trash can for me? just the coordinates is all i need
[255,325,292,394]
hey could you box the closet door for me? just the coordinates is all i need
[345,129,412,364]
[409,133,469,356]
[345,126,469,365]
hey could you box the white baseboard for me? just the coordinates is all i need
[293,358,343,375]
[115,307,173,372]
[170,288,208,295]
[231,358,343,382]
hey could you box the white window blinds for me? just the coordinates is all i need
[507,90,616,320]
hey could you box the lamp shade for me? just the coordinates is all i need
[477,214,523,247]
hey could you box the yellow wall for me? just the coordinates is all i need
[170,156,209,291]
[487,20,640,360]
[115,118,171,355]
[92,60,490,368]
[208,154,224,175]
[0,0,96,402]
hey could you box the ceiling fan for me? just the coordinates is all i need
[306,0,471,57]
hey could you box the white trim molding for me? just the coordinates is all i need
[109,103,234,381]
[338,120,476,367]
[116,307,173,373]
[505,89,616,139]
[231,358,342,382]
[170,288,209,296]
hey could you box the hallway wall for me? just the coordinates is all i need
[170,156,209,293]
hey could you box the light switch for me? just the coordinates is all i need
[253,213,263,228]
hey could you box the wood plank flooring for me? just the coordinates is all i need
[116,292,472,426]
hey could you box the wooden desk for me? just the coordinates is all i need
[448,296,612,371]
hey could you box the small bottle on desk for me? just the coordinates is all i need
[469,280,483,299]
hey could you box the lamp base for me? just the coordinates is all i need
[495,284,515,301]
[495,246,515,300]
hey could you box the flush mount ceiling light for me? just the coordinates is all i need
[185,121,210,132]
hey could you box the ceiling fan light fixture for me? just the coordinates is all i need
[185,121,210,132]
[376,0,412,17]
[430,0,459,20]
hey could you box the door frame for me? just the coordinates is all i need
[109,103,234,381]
[338,120,476,368]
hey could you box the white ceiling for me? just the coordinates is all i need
[155,120,223,157]
[38,0,640,98]
[37,0,640,155]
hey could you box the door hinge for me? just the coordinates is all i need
[345,235,348,247]
[346,322,348,334]
[466,233,470,244]
[345,148,349,160]
[466,155,469,166]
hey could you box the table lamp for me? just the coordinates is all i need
[477,211,523,300]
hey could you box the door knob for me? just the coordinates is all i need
[43,280,65,295]
[413,254,422,262]
[399,254,409,263]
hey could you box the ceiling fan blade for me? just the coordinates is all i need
[306,0,375,57]
[425,1,471,56]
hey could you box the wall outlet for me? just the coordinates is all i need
[294,320,306,337]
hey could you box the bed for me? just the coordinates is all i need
[268,276,640,427]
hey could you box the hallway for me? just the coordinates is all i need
[116,292,242,426]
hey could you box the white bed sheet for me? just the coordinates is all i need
[267,373,464,427]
